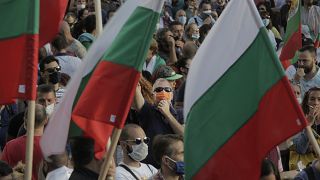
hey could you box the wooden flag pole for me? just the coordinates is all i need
[98,128,122,180]
[306,126,320,158]
[94,0,103,35]
[24,100,36,180]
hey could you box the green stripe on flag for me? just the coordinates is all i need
[185,28,284,177]
[0,0,39,39]
[102,7,159,71]
[69,6,159,137]
[283,3,300,43]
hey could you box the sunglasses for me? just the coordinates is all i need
[126,137,150,145]
[45,66,61,74]
[154,87,173,93]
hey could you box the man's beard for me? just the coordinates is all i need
[304,65,313,74]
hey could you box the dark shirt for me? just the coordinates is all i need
[138,102,183,167]
[69,167,99,180]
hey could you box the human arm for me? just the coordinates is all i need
[167,36,178,65]
[157,100,184,135]
[133,82,145,112]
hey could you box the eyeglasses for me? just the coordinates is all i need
[126,137,150,145]
[45,66,61,74]
[154,87,173,93]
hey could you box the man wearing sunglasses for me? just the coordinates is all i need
[116,124,157,179]
[133,78,184,167]
[39,56,65,103]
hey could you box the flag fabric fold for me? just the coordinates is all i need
[279,0,301,69]
[184,0,307,179]
[0,0,39,104]
[40,0,163,159]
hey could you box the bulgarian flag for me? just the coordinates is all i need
[39,0,68,47]
[279,0,302,69]
[0,0,39,104]
[40,0,163,159]
[184,0,307,179]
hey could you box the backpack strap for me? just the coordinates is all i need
[305,166,316,180]
[146,164,153,174]
[119,164,139,180]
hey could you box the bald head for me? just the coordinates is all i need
[120,124,146,141]
[59,21,71,36]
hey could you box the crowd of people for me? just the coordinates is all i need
[1,0,320,179]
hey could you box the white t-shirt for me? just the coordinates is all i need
[46,166,73,180]
[55,55,82,78]
[115,162,157,180]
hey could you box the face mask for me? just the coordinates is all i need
[178,16,187,25]
[262,18,270,27]
[128,142,148,162]
[191,33,200,40]
[46,103,55,116]
[155,91,171,102]
[77,4,86,10]
[297,97,302,104]
[48,71,61,84]
[203,10,212,15]
[166,156,185,175]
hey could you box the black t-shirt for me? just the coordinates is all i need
[138,102,183,167]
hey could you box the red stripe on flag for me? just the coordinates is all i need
[0,35,38,104]
[193,77,307,179]
[280,26,302,62]
[39,0,68,47]
[72,61,140,158]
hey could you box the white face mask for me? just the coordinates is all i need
[77,4,86,10]
[178,16,187,25]
[45,103,55,116]
[128,142,148,162]
[297,97,302,104]
[262,19,270,27]
[191,33,200,40]
[203,10,212,15]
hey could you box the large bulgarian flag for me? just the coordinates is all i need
[40,0,163,159]
[0,0,39,104]
[279,0,302,69]
[184,0,307,179]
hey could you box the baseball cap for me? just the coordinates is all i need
[155,66,183,81]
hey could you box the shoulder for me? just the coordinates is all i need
[115,165,131,180]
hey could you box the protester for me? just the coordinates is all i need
[133,78,184,167]
[187,0,215,27]
[151,134,184,180]
[1,104,47,180]
[78,15,97,50]
[69,137,115,180]
[115,124,157,179]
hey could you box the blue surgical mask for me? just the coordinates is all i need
[166,156,185,175]
[178,16,187,25]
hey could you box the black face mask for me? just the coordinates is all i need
[48,71,61,84]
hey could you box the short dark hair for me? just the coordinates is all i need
[156,28,170,43]
[0,161,12,177]
[39,56,60,72]
[152,134,183,166]
[169,21,183,31]
[37,84,56,97]
[84,15,96,33]
[260,159,280,180]
[51,34,68,51]
[199,0,211,10]
[299,45,317,55]
[77,8,88,20]
[69,136,95,168]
